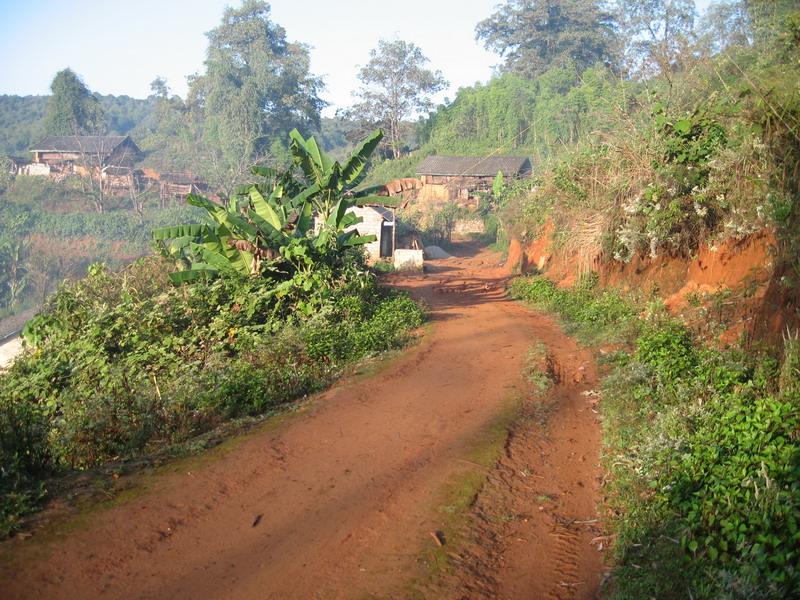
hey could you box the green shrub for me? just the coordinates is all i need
[511,274,800,597]
[635,318,697,385]
[510,274,639,344]
[0,254,424,537]
[605,327,800,599]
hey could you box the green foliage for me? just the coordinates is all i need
[653,102,727,191]
[605,338,800,599]
[42,68,105,136]
[0,95,48,155]
[509,273,640,344]
[2,256,424,536]
[188,0,324,192]
[421,66,623,158]
[475,0,620,78]
[492,171,505,198]
[635,316,697,384]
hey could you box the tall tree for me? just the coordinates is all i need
[139,77,199,175]
[475,0,620,79]
[345,39,447,159]
[42,68,105,135]
[617,0,696,79]
[698,1,752,55]
[188,0,324,193]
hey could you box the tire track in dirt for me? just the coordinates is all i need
[0,242,603,599]
[434,305,605,599]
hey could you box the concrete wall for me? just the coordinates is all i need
[394,249,424,271]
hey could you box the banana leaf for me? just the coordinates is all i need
[338,211,362,230]
[188,194,258,241]
[289,129,333,186]
[251,165,280,179]
[295,199,313,235]
[249,211,288,246]
[152,223,209,240]
[168,268,218,285]
[339,232,377,247]
[191,242,251,276]
[249,187,283,230]
[326,197,351,229]
[341,129,383,185]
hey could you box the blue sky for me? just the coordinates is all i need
[0,0,712,116]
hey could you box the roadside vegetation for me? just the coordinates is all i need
[512,275,799,598]
[0,130,424,538]
[498,3,800,596]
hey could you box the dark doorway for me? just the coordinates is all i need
[380,222,394,258]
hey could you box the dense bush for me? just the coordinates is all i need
[514,273,800,598]
[605,329,800,599]
[0,256,423,536]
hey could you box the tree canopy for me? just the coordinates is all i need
[187,0,325,192]
[618,0,697,78]
[475,0,620,78]
[42,69,105,136]
[345,39,446,159]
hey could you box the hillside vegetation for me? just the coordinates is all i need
[467,1,800,597]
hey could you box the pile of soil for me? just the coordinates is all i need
[424,245,454,259]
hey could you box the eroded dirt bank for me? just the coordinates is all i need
[1,243,602,599]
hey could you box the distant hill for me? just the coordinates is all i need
[0,94,157,156]
[0,95,48,155]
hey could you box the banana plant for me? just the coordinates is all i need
[288,128,389,221]
[153,184,313,283]
[153,129,387,285]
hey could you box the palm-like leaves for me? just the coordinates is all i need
[153,129,386,285]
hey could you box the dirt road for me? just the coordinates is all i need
[1,243,602,599]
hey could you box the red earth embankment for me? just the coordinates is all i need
[507,224,797,344]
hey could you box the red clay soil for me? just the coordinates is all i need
[0,243,602,600]
[510,224,797,345]
[438,307,605,599]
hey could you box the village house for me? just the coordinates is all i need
[157,172,208,205]
[415,155,532,203]
[28,135,142,177]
